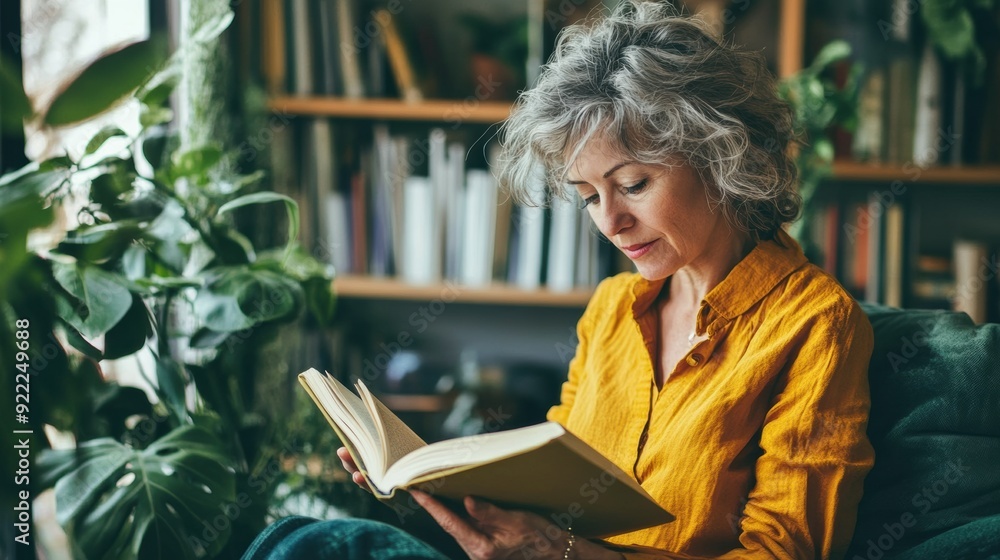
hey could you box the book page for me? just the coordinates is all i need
[298,369,385,481]
[381,422,565,490]
[356,380,427,475]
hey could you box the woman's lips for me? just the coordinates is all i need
[621,240,656,259]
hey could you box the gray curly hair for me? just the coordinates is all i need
[496,0,800,240]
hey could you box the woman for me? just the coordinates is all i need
[243,2,874,559]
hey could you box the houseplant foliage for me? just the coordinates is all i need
[1,8,335,560]
[778,40,860,262]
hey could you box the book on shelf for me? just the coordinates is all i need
[912,42,943,168]
[298,368,675,537]
[882,203,905,308]
[547,197,580,293]
[953,239,991,324]
[288,0,315,95]
[335,0,365,98]
[375,8,423,103]
[459,169,498,287]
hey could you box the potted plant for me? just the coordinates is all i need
[778,40,861,264]
[1,8,337,559]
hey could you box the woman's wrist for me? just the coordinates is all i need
[569,535,626,560]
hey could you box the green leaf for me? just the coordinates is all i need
[171,145,222,179]
[139,104,174,128]
[191,10,236,44]
[43,39,167,127]
[302,276,338,329]
[0,167,70,201]
[208,224,253,265]
[266,248,337,328]
[188,328,231,349]
[103,294,153,360]
[807,40,851,73]
[924,10,976,60]
[136,59,181,107]
[87,172,132,210]
[217,192,300,255]
[84,126,128,157]
[156,358,189,424]
[0,52,32,131]
[140,127,174,171]
[51,262,132,338]
[193,268,302,332]
[62,325,104,360]
[39,425,236,559]
[55,221,142,265]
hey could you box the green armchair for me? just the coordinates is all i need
[848,304,1000,559]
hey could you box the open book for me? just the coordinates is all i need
[298,368,674,538]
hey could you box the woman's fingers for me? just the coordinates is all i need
[411,490,493,557]
[336,447,371,492]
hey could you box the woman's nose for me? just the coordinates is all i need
[591,197,633,237]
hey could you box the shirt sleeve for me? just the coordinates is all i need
[728,299,875,559]
[546,278,605,426]
[606,299,876,560]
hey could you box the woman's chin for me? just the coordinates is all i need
[632,261,675,281]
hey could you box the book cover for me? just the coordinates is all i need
[298,369,675,538]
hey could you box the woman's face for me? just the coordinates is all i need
[566,136,731,281]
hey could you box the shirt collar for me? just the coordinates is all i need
[630,229,808,322]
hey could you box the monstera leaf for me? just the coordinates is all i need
[38,425,236,560]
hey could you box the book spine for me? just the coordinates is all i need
[402,176,438,285]
[547,196,579,293]
[953,239,990,324]
[375,9,423,103]
[882,204,905,308]
[336,0,365,98]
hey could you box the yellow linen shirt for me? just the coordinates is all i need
[547,229,875,559]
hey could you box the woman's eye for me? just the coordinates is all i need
[580,194,600,208]
[623,179,648,195]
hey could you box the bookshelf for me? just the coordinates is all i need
[248,0,1000,429]
[829,163,1000,185]
[334,275,594,307]
[268,96,512,123]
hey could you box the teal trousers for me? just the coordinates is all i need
[241,516,451,560]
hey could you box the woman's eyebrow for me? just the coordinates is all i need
[566,161,636,184]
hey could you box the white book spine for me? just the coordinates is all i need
[912,43,942,168]
[324,192,352,276]
[515,165,547,290]
[953,240,990,324]
[444,143,466,281]
[402,176,437,285]
[547,196,579,293]
[460,170,497,287]
[429,129,448,280]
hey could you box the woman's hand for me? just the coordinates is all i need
[336,447,370,492]
[411,490,623,560]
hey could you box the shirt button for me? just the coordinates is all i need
[686,353,703,366]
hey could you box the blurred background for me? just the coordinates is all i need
[2,0,999,558]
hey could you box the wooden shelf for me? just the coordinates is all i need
[377,394,454,413]
[830,162,1000,184]
[268,96,512,124]
[333,275,593,307]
